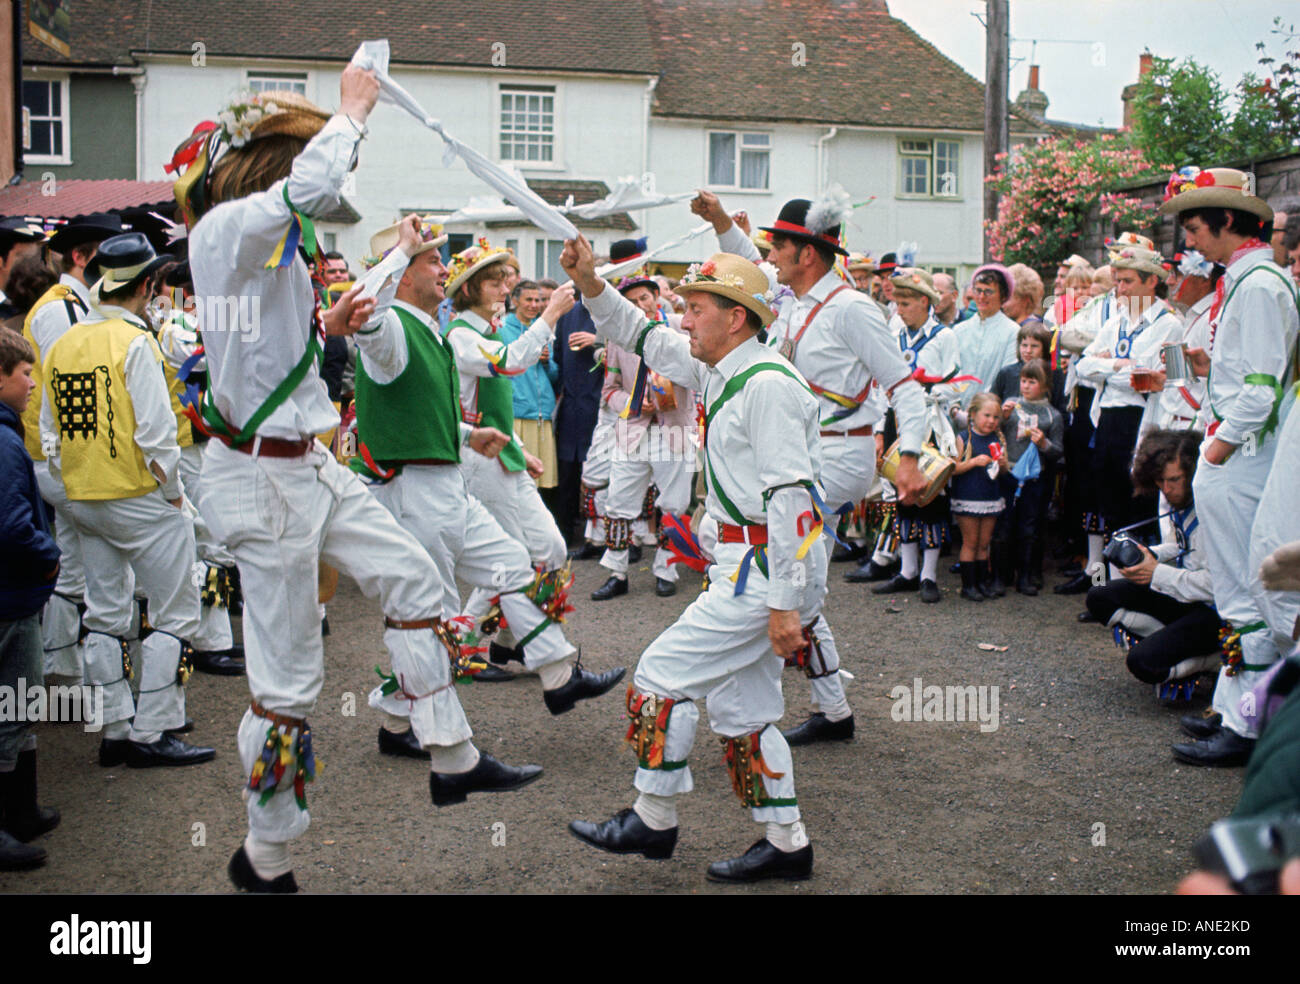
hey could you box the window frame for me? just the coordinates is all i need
[22,75,71,166]
[897,136,962,200]
[705,129,772,192]
[497,82,561,170]
[245,70,309,96]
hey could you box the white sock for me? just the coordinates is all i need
[1087,534,1104,571]
[103,720,130,740]
[920,547,940,583]
[128,729,162,743]
[822,694,852,723]
[765,821,805,853]
[382,712,410,732]
[538,657,576,691]
[244,832,293,879]
[633,792,678,830]
[428,740,480,774]
[872,549,893,566]
[899,542,920,579]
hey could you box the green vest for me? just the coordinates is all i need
[354,306,461,465]
[450,317,525,473]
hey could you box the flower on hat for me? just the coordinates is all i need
[699,260,717,276]
[216,92,286,148]
[1195,171,1217,188]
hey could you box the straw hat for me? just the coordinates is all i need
[1109,244,1167,277]
[367,216,448,266]
[846,251,876,273]
[675,252,776,327]
[445,238,517,297]
[889,267,940,305]
[751,229,773,256]
[216,90,330,147]
[1159,166,1273,222]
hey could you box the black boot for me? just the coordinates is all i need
[1029,538,1045,589]
[959,562,984,602]
[0,749,60,843]
[1016,539,1039,596]
[0,830,45,871]
[983,543,1006,598]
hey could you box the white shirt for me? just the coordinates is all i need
[1149,293,1212,430]
[1149,502,1212,605]
[40,302,181,500]
[190,113,366,441]
[953,310,1019,407]
[446,308,555,424]
[29,273,92,356]
[1077,298,1182,424]
[585,280,822,610]
[1205,248,1300,448]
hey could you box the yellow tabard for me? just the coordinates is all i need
[20,283,87,461]
[43,318,161,501]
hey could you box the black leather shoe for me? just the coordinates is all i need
[1054,572,1092,595]
[1180,710,1223,740]
[378,726,431,760]
[321,616,330,636]
[1172,728,1255,767]
[119,733,216,768]
[567,541,603,561]
[543,663,627,715]
[845,560,897,584]
[1016,573,1039,596]
[489,641,525,666]
[628,544,643,564]
[0,830,46,871]
[831,542,869,564]
[591,575,629,601]
[1077,610,1098,623]
[228,845,298,894]
[194,646,246,676]
[919,579,941,603]
[473,662,517,682]
[429,753,543,806]
[569,807,678,859]
[655,577,677,597]
[871,573,919,595]
[165,719,195,735]
[782,712,854,746]
[706,838,813,883]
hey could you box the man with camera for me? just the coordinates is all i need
[1085,430,1220,699]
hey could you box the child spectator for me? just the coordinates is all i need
[997,360,1065,595]
[950,392,1007,601]
[0,328,61,870]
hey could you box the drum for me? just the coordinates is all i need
[880,440,955,507]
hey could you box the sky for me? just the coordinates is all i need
[888,0,1293,128]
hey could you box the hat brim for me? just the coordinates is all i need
[758,225,849,257]
[1109,257,1168,277]
[616,277,658,296]
[1159,187,1273,222]
[445,253,514,298]
[889,278,940,306]
[93,253,172,296]
[676,281,775,327]
[847,262,876,273]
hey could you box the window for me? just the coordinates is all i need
[708,131,770,190]
[22,78,70,164]
[499,86,555,164]
[898,138,961,198]
[247,71,308,95]
[534,239,565,281]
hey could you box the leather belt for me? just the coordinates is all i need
[232,436,314,458]
[718,523,768,545]
[384,616,440,630]
[250,700,305,729]
[820,425,874,438]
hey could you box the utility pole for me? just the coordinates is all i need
[983,0,1009,262]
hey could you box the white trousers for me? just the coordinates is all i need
[1194,436,1277,737]
[369,464,574,712]
[198,441,471,844]
[629,538,829,824]
[600,436,694,581]
[33,461,86,679]
[461,448,566,570]
[1248,406,1300,665]
[70,491,201,736]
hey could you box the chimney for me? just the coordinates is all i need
[1122,52,1155,131]
[1014,64,1049,122]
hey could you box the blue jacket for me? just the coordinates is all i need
[0,400,60,619]
[552,301,604,463]
[499,313,559,422]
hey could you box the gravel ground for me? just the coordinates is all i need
[1,555,1242,894]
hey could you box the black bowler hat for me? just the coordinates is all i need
[47,212,126,254]
[92,232,172,296]
[0,216,47,245]
[876,251,898,276]
[760,198,849,256]
[610,237,648,264]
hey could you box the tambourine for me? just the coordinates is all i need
[880,440,955,507]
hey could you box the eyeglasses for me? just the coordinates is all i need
[972,287,999,298]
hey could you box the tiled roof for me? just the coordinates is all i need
[25,0,659,74]
[0,179,175,218]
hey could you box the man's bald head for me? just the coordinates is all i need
[932,272,959,322]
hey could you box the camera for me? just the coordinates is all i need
[1194,815,1300,894]
[1102,533,1145,570]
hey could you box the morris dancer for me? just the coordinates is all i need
[179,73,541,893]
[696,190,928,747]
[564,236,823,882]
